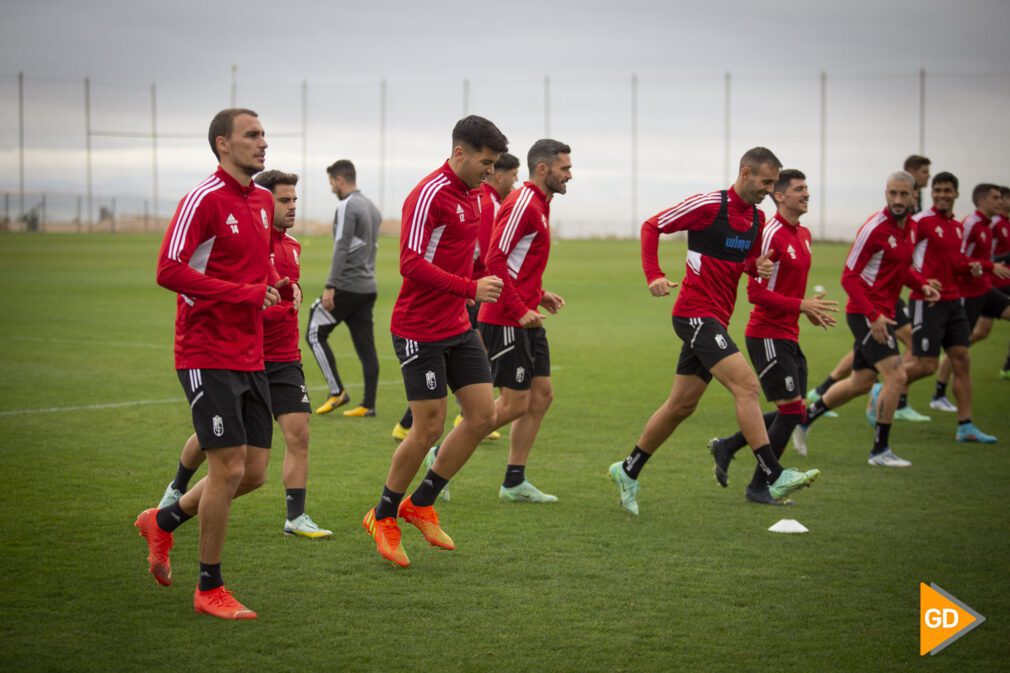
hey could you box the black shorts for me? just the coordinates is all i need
[467,300,481,330]
[672,316,740,383]
[177,369,273,450]
[893,297,911,329]
[745,337,808,402]
[909,299,970,357]
[962,290,1010,331]
[847,313,899,371]
[265,361,311,417]
[392,329,492,401]
[479,323,550,390]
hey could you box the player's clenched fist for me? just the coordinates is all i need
[476,275,504,303]
[648,276,679,297]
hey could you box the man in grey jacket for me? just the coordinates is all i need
[308,160,382,417]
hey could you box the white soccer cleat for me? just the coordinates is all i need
[158,482,183,509]
[867,449,912,468]
[929,396,957,413]
[791,424,809,457]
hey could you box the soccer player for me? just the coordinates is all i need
[308,160,382,417]
[476,139,571,503]
[930,183,1010,412]
[391,154,519,443]
[135,108,285,619]
[607,147,820,516]
[791,172,941,466]
[362,115,508,567]
[708,169,838,504]
[899,172,1007,443]
[154,170,333,539]
[806,154,933,423]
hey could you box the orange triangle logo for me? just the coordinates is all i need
[920,583,986,655]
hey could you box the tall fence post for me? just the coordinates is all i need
[723,71,731,186]
[543,76,551,137]
[230,64,237,106]
[18,71,25,220]
[463,78,470,117]
[150,82,158,233]
[631,73,638,237]
[85,76,93,229]
[379,78,387,214]
[301,79,308,231]
[919,68,926,154]
[76,195,82,233]
[819,70,827,240]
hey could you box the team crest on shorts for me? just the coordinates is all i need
[715,334,728,350]
[260,208,269,228]
[922,338,930,352]
[785,376,795,392]
[516,366,525,383]
[212,415,224,437]
[425,370,437,390]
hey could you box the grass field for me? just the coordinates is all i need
[1,232,1008,673]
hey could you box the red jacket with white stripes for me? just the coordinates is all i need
[745,212,811,342]
[472,182,503,280]
[262,226,302,363]
[909,208,977,301]
[841,207,928,321]
[960,211,996,298]
[641,186,764,327]
[991,214,1010,288]
[479,182,551,326]
[390,161,481,342]
[156,167,277,371]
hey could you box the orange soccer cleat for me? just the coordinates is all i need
[134,508,173,587]
[362,508,410,567]
[193,586,257,620]
[398,496,455,551]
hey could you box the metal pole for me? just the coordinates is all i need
[85,76,93,228]
[723,71,731,186]
[76,195,81,233]
[41,193,46,233]
[819,71,827,240]
[144,199,149,231]
[18,72,24,220]
[111,197,116,233]
[379,78,387,214]
[918,68,926,154]
[631,73,638,237]
[463,78,470,117]
[544,76,551,137]
[230,64,237,107]
[301,79,308,231]
[151,82,158,232]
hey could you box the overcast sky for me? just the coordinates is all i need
[2,0,1009,235]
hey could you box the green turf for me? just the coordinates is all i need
[0,232,1007,672]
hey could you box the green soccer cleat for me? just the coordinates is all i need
[956,422,997,444]
[806,388,838,418]
[768,467,819,500]
[423,444,449,502]
[284,513,333,539]
[608,461,640,515]
[1001,368,1010,381]
[499,479,558,503]
[866,383,881,426]
[157,482,182,509]
[894,405,931,422]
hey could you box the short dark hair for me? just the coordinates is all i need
[774,168,806,195]
[739,147,782,172]
[1000,186,1010,198]
[972,182,1000,207]
[208,108,258,160]
[495,152,520,172]
[326,160,356,182]
[903,154,931,172]
[527,139,571,174]
[931,171,958,191]
[254,170,298,192]
[452,115,508,154]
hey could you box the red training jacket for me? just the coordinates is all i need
[263,226,302,363]
[745,212,812,342]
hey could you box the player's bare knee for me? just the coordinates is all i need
[467,405,497,436]
[532,386,554,413]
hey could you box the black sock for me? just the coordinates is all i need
[410,469,449,507]
[872,422,891,455]
[155,501,193,533]
[753,444,783,484]
[748,440,786,491]
[285,488,306,521]
[503,464,526,488]
[198,562,224,592]
[622,446,651,480]
[1004,353,1010,370]
[768,412,802,454]
[374,486,404,520]
[400,408,413,429]
[958,418,972,427]
[933,381,948,399]
[171,461,197,493]
[897,393,908,410]
[727,411,777,456]
[806,399,829,424]
[815,375,836,396]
